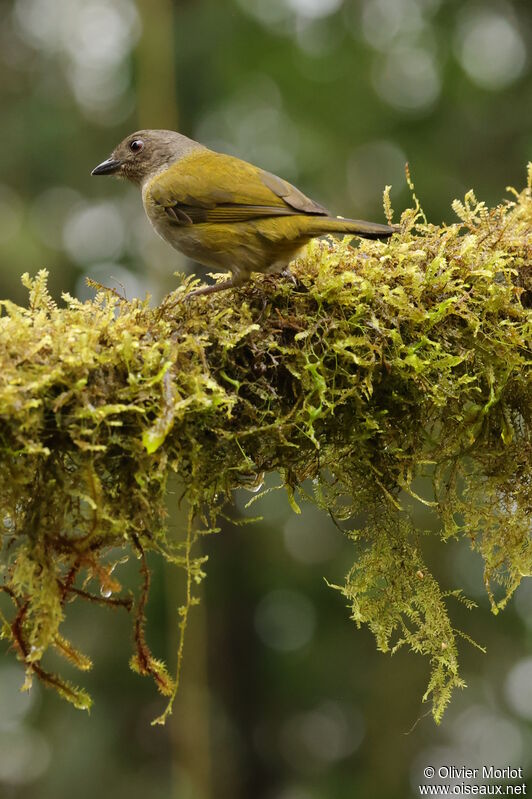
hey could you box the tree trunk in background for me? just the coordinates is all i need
[135,0,179,131]
[135,4,210,796]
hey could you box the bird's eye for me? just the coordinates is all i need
[129,139,144,153]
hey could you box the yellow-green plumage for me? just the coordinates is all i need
[144,150,394,284]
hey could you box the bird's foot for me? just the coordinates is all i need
[281,267,297,287]
[186,278,240,299]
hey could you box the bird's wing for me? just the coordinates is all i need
[148,150,329,225]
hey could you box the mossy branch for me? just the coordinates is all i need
[0,170,531,723]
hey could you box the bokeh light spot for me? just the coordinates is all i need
[196,78,299,178]
[451,705,524,765]
[296,17,345,57]
[361,0,424,51]
[63,201,125,265]
[373,45,441,111]
[285,0,343,20]
[455,8,527,91]
[13,0,139,122]
[0,728,51,785]
[235,0,290,26]
[505,657,532,721]
[64,0,140,69]
[283,509,342,564]
[255,589,316,651]
[0,665,38,730]
[13,0,62,53]
[279,701,364,773]
[30,186,82,250]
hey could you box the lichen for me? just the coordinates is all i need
[0,169,530,724]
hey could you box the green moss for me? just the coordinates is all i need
[0,169,530,723]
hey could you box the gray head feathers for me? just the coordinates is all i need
[92,129,206,186]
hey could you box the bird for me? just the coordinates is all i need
[92,129,397,297]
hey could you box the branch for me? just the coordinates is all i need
[0,171,530,723]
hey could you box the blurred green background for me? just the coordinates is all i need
[0,1,531,797]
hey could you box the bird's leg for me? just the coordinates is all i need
[186,277,242,299]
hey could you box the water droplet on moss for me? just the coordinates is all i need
[242,472,265,493]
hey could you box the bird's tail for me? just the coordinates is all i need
[313,216,398,240]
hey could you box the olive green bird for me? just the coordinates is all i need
[92,129,396,297]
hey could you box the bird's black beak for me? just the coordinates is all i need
[91,158,122,176]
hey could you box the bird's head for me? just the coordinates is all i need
[91,129,205,186]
